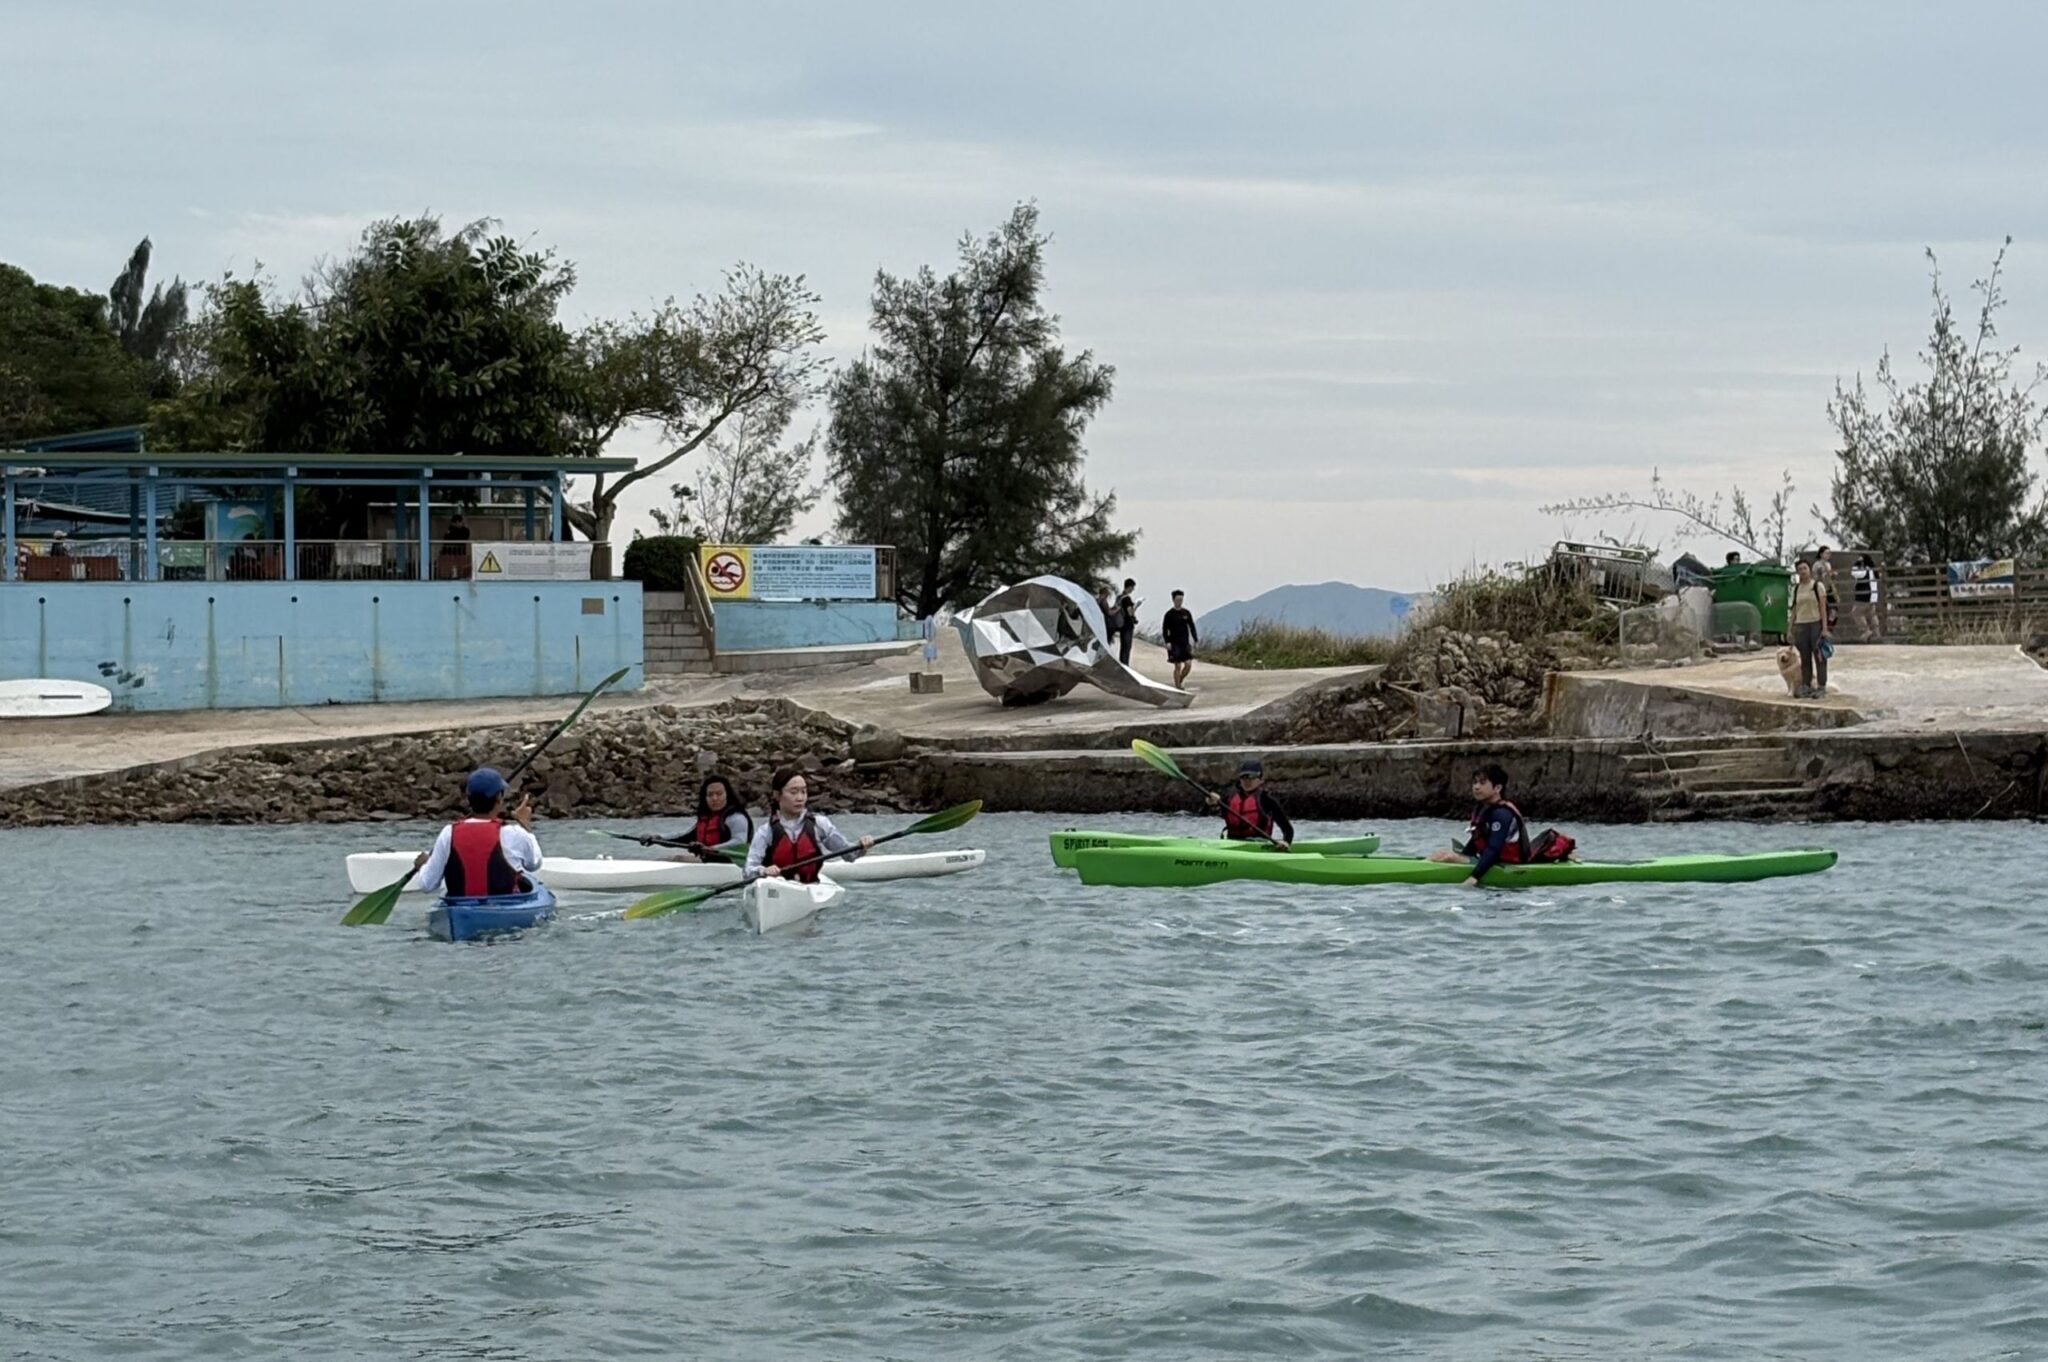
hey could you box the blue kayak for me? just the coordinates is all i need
[427,884,558,942]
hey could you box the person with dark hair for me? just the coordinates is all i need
[744,768,874,884]
[408,767,544,895]
[1790,559,1831,697]
[1203,757,1293,848]
[646,773,752,862]
[1850,554,1880,640]
[1162,589,1198,688]
[1115,578,1139,665]
[1724,550,1741,567]
[1428,764,1530,886]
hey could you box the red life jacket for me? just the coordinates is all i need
[1222,787,1274,839]
[695,812,729,846]
[1467,800,1533,864]
[766,814,823,883]
[446,817,522,896]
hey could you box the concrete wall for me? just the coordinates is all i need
[1544,671,1865,739]
[713,598,902,651]
[0,581,642,711]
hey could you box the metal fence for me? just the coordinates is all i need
[11,538,479,583]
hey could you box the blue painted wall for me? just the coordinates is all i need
[0,581,642,711]
[713,599,904,651]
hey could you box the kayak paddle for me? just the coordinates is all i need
[1130,738,1288,849]
[622,800,983,920]
[597,830,748,863]
[341,665,633,926]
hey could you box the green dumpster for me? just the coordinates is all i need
[1712,563,1792,640]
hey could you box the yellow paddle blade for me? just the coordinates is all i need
[1131,739,1191,784]
[623,886,723,920]
[341,875,410,926]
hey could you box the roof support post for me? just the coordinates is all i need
[3,473,15,582]
[417,471,432,581]
[282,467,297,582]
[144,469,159,582]
[550,471,564,542]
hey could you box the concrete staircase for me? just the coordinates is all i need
[643,592,714,675]
[1626,737,1816,821]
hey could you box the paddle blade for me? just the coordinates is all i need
[341,875,411,926]
[623,886,721,920]
[901,800,983,837]
[1131,739,1190,784]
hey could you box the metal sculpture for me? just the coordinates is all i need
[952,575,1193,709]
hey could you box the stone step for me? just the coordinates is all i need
[1682,776,1810,794]
[646,658,716,675]
[1625,749,1794,773]
[1687,787,1814,810]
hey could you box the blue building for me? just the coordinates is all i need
[2,444,642,711]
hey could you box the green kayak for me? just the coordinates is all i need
[1072,845,1837,889]
[1050,830,1381,869]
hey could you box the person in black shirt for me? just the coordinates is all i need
[1161,589,1198,688]
[1428,764,1530,886]
[1115,578,1139,665]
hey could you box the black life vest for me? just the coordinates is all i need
[1222,787,1274,839]
[446,817,522,896]
[766,814,823,883]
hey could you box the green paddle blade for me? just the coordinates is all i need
[622,886,721,920]
[899,799,984,836]
[1132,739,1192,784]
[341,874,411,926]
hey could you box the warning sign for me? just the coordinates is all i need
[702,548,749,597]
[470,542,591,581]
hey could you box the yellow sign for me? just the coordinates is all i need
[699,545,751,598]
[476,550,503,575]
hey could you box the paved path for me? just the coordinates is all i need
[1569,644,2048,733]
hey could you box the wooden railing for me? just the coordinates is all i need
[1867,562,2048,638]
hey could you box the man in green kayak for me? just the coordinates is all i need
[1429,764,1529,886]
[1204,758,1293,848]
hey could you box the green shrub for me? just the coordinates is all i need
[622,534,701,591]
[1198,618,1397,669]
[1422,568,1615,642]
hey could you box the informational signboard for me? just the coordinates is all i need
[1947,558,2015,598]
[697,544,878,600]
[471,542,592,581]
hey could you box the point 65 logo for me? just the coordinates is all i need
[705,551,747,594]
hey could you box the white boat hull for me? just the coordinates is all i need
[346,848,987,894]
[745,876,846,933]
[0,678,113,718]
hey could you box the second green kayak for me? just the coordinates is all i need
[1050,830,1381,869]
[1072,845,1837,888]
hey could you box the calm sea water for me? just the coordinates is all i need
[2,814,2043,1360]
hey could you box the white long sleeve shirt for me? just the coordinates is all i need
[743,812,862,878]
[411,819,544,894]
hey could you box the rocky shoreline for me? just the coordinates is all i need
[0,699,923,828]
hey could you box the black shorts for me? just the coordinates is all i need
[1166,642,1193,663]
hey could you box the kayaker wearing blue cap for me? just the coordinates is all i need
[409,767,544,896]
[1204,757,1294,848]
[746,767,874,884]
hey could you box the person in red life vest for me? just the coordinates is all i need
[744,767,874,883]
[644,774,753,862]
[1203,757,1294,849]
[1428,763,1528,887]
[408,767,544,895]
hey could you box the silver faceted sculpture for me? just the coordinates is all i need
[953,575,1193,709]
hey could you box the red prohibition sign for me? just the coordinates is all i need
[705,551,747,593]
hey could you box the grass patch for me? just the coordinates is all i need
[1197,617,1396,669]
[1421,567,1616,641]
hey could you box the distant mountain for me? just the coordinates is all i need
[1195,581,1419,640]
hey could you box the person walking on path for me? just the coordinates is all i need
[1790,560,1832,698]
[1115,579,1139,665]
[1162,590,1198,689]
[1850,555,1880,641]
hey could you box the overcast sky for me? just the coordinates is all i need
[8,1,2048,610]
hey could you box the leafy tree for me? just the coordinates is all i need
[1827,240,2048,561]
[0,262,148,443]
[156,216,582,458]
[649,409,823,544]
[561,267,827,546]
[826,204,1134,616]
[108,237,188,395]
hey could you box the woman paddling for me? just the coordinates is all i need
[745,768,874,883]
[655,774,753,863]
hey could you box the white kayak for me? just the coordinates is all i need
[0,678,113,718]
[746,875,846,933]
[344,848,988,894]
